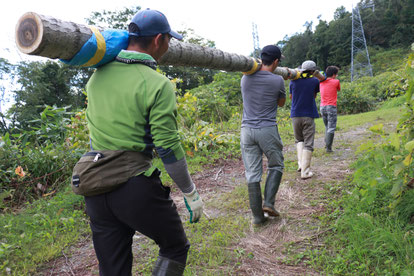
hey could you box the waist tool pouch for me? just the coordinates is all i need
[71,150,151,196]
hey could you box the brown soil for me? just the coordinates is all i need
[37,126,374,276]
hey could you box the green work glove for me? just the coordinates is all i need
[183,188,203,223]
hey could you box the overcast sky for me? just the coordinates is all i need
[0,0,357,111]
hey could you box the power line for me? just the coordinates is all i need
[252,22,260,58]
[350,2,374,82]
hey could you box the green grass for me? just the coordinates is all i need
[314,105,402,136]
[132,184,251,275]
[1,95,410,275]
[379,95,406,110]
[0,186,88,275]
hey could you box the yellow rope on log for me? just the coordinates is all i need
[82,26,106,67]
[242,59,260,75]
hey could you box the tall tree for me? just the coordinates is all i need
[308,18,330,70]
[0,58,12,133]
[85,6,141,29]
[277,22,313,68]
[9,61,91,129]
[325,7,352,68]
[363,0,414,48]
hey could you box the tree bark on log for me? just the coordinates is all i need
[15,12,255,72]
[160,40,254,72]
[16,12,93,60]
[15,12,325,80]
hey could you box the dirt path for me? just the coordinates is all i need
[232,128,366,275]
[37,125,373,275]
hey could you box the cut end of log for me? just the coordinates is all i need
[313,70,326,81]
[15,12,44,55]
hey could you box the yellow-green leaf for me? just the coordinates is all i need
[388,133,400,150]
[394,163,405,176]
[360,189,367,196]
[356,141,374,154]
[390,180,404,196]
[403,152,413,166]
[369,123,384,134]
[405,140,414,152]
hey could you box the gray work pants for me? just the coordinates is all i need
[241,126,284,183]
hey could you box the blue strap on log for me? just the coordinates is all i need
[60,29,129,68]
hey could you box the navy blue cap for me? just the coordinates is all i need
[129,9,183,40]
[261,45,284,62]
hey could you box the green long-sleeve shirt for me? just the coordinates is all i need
[85,50,184,164]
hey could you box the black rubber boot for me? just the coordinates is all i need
[152,256,185,276]
[247,182,266,224]
[325,132,334,153]
[263,170,282,217]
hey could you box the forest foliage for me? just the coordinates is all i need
[278,0,414,70]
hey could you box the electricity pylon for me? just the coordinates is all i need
[252,22,260,58]
[351,2,374,82]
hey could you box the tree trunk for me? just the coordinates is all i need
[15,12,325,80]
[160,40,253,72]
[15,12,93,60]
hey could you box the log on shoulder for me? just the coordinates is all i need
[15,12,92,60]
[14,12,255,72]
[15,12,325,80]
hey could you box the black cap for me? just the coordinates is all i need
[261,45,283,63]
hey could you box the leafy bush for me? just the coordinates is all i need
[179,117,240,157]
[336,69,409,114]
[0,106,85,209]
[324,124,414,275]
[177,73,243,157]
[188,72,242,122]
[177,93,240,156]
[369,47,411,75]
[66,109,89,152]
[379,95,406,109]
[336,80,378,114]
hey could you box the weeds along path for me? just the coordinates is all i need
[230,120,396,275]
[37,122,389,275]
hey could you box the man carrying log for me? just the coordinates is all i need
[83,9,203,275]
[289,60,320,179]
[240,45,286,225]
[320,65,341,153]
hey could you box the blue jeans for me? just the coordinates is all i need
[241,126,284,183]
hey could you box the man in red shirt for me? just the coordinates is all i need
[320,66,341,152]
